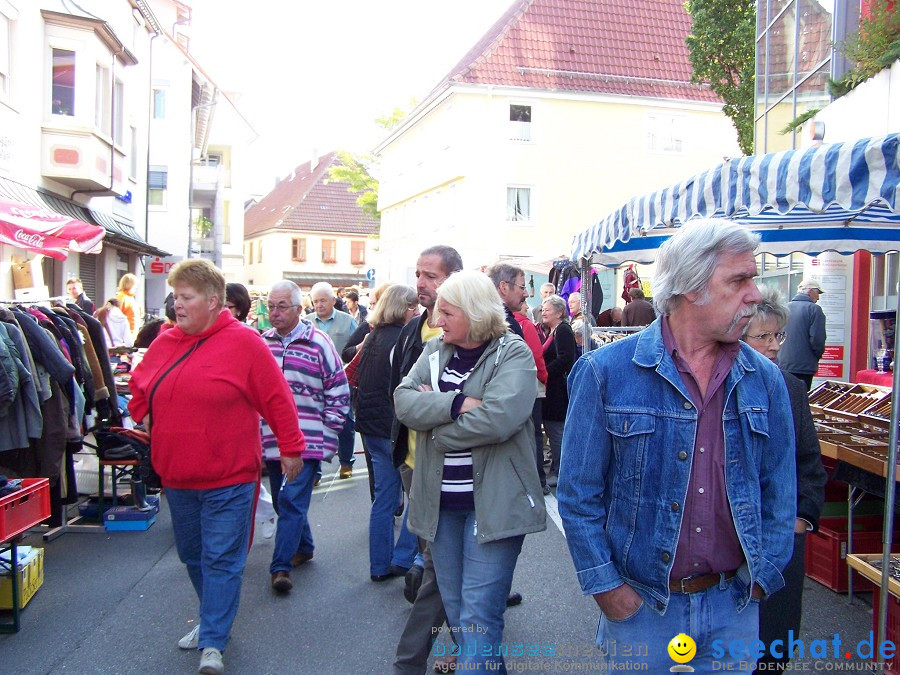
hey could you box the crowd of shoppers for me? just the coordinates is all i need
[116,221,826,673]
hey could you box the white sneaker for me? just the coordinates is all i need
[178,624,200,650]
[198,647,224,675]
[261,516,276,539]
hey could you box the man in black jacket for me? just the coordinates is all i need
[392,245,462,674]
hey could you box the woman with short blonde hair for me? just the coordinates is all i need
[434,271,508,343]
[167,259,225,306]
[394,269,544,672]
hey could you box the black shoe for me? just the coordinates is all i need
[371,573,393,582]
[506,592,523,607]
[404,564,424,603]
[389,564,410,576]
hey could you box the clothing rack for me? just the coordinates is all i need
[0,296,67,305]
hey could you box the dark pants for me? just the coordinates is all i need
[394,463,454,673]
[757,532,806,670]
[790,372,814,391]
[337,413,356,468]
[532,399,546,488]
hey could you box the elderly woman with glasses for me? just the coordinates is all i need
[395,270,546,674]
[742,284,826,672]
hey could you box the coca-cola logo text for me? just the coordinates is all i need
[14,229,46,248]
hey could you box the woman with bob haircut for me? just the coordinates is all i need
[742,284,825,672]
[225,282,252,323]
[128,258,305,675]
[394,270,546,673]
[354,284,420,581]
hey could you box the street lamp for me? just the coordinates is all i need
[187,97,218,259]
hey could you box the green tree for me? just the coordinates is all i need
[328,151,380,221]
[684,0,756,155]
[326,102,415,223]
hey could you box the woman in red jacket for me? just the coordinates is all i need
[129,259,304,675]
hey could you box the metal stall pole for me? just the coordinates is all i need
[579,256,593,352]
[876,293,900,671]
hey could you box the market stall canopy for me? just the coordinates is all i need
[0,198,105,260]
[571,134,900,266]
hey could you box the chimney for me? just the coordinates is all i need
[310,148,319,173]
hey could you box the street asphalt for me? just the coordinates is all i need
[0,442,880,674]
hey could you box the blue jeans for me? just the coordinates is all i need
[337,412,356,468]
[430,509,524,674]
[597,576,760,671]
[365,434,417,575]
[270,459,320,573]
[165,482,256,652]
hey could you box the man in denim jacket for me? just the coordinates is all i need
[558,219,796,672]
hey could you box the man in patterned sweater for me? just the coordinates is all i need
[260,280,350,593]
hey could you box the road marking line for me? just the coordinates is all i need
[544,493,565,538]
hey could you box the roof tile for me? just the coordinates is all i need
[244,152,379,237]
[431,0,719,102]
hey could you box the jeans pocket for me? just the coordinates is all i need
[605,600,645,624]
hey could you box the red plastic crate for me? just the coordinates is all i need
[0,478,51,541]
[805,516,900,592]
[872,590,900,671]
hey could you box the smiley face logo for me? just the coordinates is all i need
[668,633,696,664]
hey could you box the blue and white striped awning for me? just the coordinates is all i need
[571,134,900,266]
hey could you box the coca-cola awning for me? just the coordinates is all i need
[0,198,105,260]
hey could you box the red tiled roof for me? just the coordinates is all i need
[430,0,719,102]
[244,152,379,238]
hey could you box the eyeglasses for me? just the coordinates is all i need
[505,281,527,291]
[746,331,787,344]
[267,303,299,313]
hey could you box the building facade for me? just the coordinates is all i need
[754,0,898,380]
[374,0,742,286]
[0,0,168,304]
[243,152,379,291]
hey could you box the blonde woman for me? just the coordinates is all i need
[116,273,139,334]
[395,270,545,673]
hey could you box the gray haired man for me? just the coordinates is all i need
[558,219,796,672]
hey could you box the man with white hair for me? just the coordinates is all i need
[558,219,796,672]
[531,282,556,323]
[778,278,826,390]
[310,281,358,478]
[261,280,350,593]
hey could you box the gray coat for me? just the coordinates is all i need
[394,333,546,544]
[779,294,826,376]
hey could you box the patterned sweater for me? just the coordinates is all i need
[260,319,350,462]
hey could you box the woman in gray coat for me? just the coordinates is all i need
[395,270,546,675]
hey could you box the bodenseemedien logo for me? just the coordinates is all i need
[668,633,697,672]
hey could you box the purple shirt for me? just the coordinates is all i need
[662,316,745,581]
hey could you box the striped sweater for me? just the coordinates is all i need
[260,319,350,462]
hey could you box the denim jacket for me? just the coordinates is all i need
[557,319,796,614]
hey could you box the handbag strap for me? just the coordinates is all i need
[147,338,208,427]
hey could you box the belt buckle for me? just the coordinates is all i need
[678,576,692,594]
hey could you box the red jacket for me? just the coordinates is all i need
[514,311,548,385]
[129,309,305,490]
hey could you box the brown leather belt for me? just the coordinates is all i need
[669,570,737,594]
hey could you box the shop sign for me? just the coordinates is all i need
[822,346,844,361]
[148,256,182,276]
[816,363,844,378]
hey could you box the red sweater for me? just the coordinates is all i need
[514,311,548,385]
[129,309,305,490]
